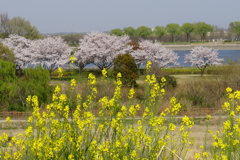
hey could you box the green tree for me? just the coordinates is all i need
[0,42,15,62]
[112,53,139,86]
[123,26,136,37]
[165,23,181,42]
[136,26,153,38]
[195,22,213,41]
[6,16,41,40]
[62,33,83,46]
[110,28,124,36]
[233,21,240,40]
[181,23,195,42]
[0,13,9,38]
[154,26,166,41]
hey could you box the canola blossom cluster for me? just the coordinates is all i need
[57,67,63,78]
[2,61,240,159]
[193,87,240,159]
[0,62,194,160]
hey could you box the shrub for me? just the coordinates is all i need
[0,61,53,111]
[0,60,17,109]
[112,53,139,86]
[224,39,231,42]
[0,42,15,62]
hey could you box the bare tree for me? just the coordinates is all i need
[219,29,224,39]
[227,22,235,41]
[0,13,9,34]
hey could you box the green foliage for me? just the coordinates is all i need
[123,26,136,36]
[0,60,17,109]
[233,21,240,39]
[62,33,82,46]
[19,65,53,107]
[0,61,53,111]
[181,23,195,42]
[0,59,16,82]
[154,26,166,40]
[110,28,124,36]
[195,22,213,41]
[0,42,15,62]
[165,23,181,42]
[112,53,139,86]
[6,16,41,40]
[136,26,153,38]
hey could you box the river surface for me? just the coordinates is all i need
[84,50,240,68]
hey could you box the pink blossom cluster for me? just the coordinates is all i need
[131,40,179,68]
[2,35,71,72]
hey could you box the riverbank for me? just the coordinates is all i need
[162,43,240,50]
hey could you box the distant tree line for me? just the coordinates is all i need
[110,22,240,42]
[1,13,240,43]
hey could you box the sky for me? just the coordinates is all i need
[0,0,239,34]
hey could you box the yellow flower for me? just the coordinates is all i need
[230,111,235,118]
[131,150,137,159]
[71,79,76,90]
[128,88,135,99]
[6,117,11,124]
[203,152,208,157]
[58,67,63,78]
[146,60,152,71]
[222,102,230,111]
[194,153,201,160]
[208,130,213,134]
[226,87,232,93]
[207,115,211,120]
[70,55,75,64]
[169,123,176,131]
[102,68,107,81]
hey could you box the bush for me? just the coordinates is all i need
[0,42,15,62]
[159,75,177,88]
[0,61,53,111]
[112,53,139,86]
[224,40,231,42]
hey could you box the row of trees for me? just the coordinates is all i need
[111,22,240,42]
[1,32,224,77]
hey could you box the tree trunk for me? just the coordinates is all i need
[201,70,203,77]
[172,34,174,42]
[187,33,190,42]
[203,33,205,41]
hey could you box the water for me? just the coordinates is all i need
[175,50,240,67]
[21,50,240,69]
[84,50,240,68]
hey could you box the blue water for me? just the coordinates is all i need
[84,50,240,68]
[22,50,240,69]
[176,50,240,67]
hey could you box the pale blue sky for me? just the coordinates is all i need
[0,0,239,34]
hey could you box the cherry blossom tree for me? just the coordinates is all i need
[30,36,72,73]
[2,34,33,76]
[73,49,93,74]
[2,35,72,74]
[131,40,179,69]
[78,31,132,70]
[184,46,224,76]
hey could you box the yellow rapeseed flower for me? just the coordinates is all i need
[71,79,76,90]
[6,117,11,124]
[128,88,135,99]
[58,67,63,78]
[70,55,75,64]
